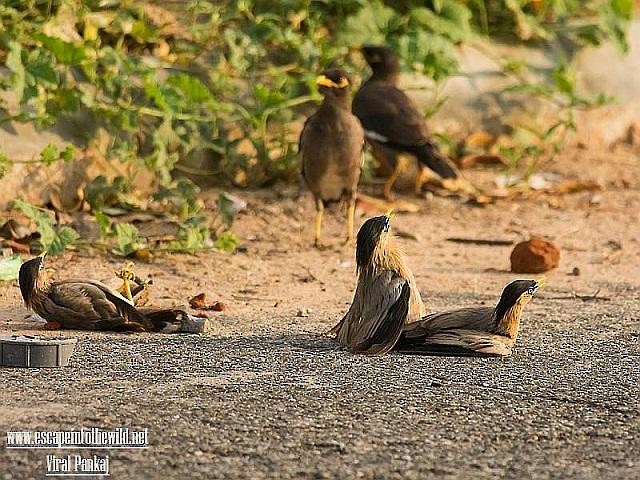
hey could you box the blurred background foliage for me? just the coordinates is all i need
[0,0,634,255]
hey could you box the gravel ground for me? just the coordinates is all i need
[1,149,639,479]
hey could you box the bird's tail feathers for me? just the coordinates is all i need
[138,308,190,333]
[415,141,459,179]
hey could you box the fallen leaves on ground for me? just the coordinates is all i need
[189,293,227,311]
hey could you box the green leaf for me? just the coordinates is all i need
[47,226,79,256]
[168,223,211,254]
[60,145,75,162]
[114,223,143,257]
[611,0,633,19]
[13,199,57,247]
[0,256,23,282]
[167,73,212,103]
[552,67,575,96]
[214,232,239,252]
[35,33,87,65]
[6,41,25,101]
[94,211,112,237]
[340,2,402,45]
[40,144,59,166]
[25,51,58,85]
[86,175,133,212]
[13,199,78,255]
[0,153,11,179]
[143,75,184,113]
[410,3,472,43]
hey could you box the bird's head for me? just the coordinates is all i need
[18,252,47,308]
[355,210,395,270]
[494,278,544,322]
[360,45,400,77]
[315,69,352,98]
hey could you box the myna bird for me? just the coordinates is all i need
[329,212,426,354]
[353,45,460,199]
[300,69,365,247]
[18,253,188,332]
[397,278,544,356]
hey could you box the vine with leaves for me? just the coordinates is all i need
[0,0,633,255]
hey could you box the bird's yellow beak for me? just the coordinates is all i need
[535,276,546,289]
[38,251,47,260]
[316,75,349,89]
[384,209,395,219]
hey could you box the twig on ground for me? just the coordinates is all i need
[446,237,514,246]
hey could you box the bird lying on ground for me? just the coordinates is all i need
[331,213,542,356]
[18,253,192,333]
[353,45,460,199]
[300,68,364,247]
[329,211,425,354]
[397,278,544,356]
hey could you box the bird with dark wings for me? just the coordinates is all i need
[300,69,364,247]
[19,253,192,332]
[353,45,460,199]
[397,278,544,356]
[332,214,542,356]
[329,212,426,354]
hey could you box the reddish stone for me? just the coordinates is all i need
[510,237,560,273]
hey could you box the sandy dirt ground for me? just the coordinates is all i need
[0,147,639,479]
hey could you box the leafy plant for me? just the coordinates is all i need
[0,255,23,282]
[13,199,79,255]
[113,223,145,257]
[0,0,634,254]
[1,1,630,190]
[214,232,240,253]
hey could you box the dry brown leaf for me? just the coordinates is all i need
[465,131,496,150]
[460,154,507,169]
[355,193,420,214]
[2,239,31,254]
[189,293,227,311]
[548,180,601,194]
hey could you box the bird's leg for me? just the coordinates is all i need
[115,261,136,303]
[415,167,439,195]
[314,198,324,247]
[414,167,427,195]
[122,277,134,303]
[383,162,401,200]
[43,321,62,330]
[344,197,356,245]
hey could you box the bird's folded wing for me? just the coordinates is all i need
[396,329,513,357]
[402,306,495,338]
[48,280,150,327]
[354,84,428,147]
[298,116,313,153]
[349,277,411,355]
[46,282,115,320]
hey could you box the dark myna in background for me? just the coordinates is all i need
[19,253,189,332]
[353,45,460,199]
[397,279,543,356]
[300,69,364,247]
[329,212,426,354]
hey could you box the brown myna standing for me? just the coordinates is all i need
[19,253,190,332]
[397,278,544,356]
[300,69,364,247]
[329,212,426,354]
[353,45,460,199]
